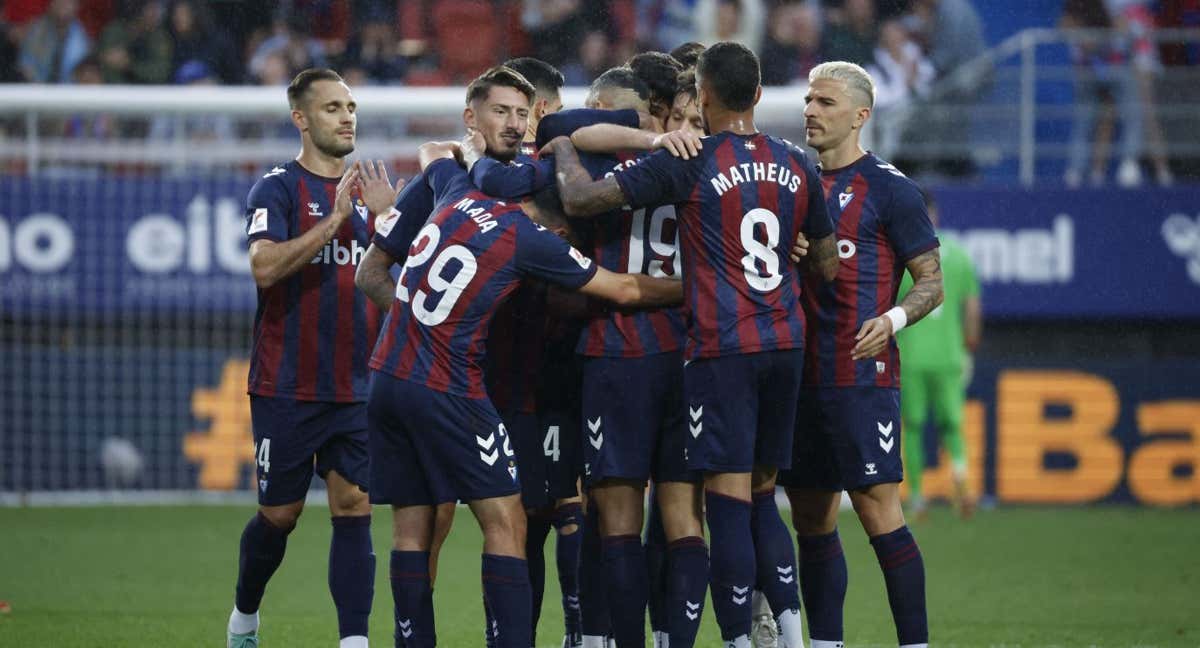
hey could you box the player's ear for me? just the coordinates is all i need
[854,105,871,130]
[463,105,476,130]
[753,85,762,107]
[291,108,307,132]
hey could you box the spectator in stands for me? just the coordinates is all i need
[63,55,117,139]
[760,1,822,85]
[1108,0,1174,185]
[521,0,588,69]
[18,0,90,83]
[96,0,173,84]
[821,0,876,65]
[148,60,235,144]
[1061,0,1145,187]
[168,0,240,84]
[0,18,23,81]
[866,18,935,157]
[561,29,615,84]
[694,0,765,52]
[636,0,701,52]
[340,4,407,84]
[906,0,987,177]
[247,14,328,84]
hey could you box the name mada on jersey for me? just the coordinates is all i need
[453,197,502,233]
[710,162,802,197]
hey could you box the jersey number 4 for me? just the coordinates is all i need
[740,208,783,292]
[396,223,479,326]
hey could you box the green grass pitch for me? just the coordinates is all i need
[1,504,1197,646]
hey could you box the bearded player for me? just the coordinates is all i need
[778,61,944,648]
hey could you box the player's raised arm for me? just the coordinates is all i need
[417,141,462,171]
[249,163,361,289]
[566,124,702,160]
[578,267,684,308]
[355,244,397,311]
[546,136,629,217]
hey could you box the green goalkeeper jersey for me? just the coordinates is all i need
[897,234,979,372]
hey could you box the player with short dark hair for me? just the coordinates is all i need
[548,41,839,648]
[230,67,387,648]
[504,57,566,154]
[366,139,685,648]
[669,41,706,69]
[778,60,943,648]
[626,51,685,129]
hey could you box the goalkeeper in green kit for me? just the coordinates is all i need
[896,192,981,520]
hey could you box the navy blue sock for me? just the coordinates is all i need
[870,526,928,645]
[328,515,374,639]
[798,530,847,642]
[750,491,801,616]
[705,491,755,641]
[665,536,708,648]
[526,513,553,645]
[579,505,610,638]
[554,503,584,638]
[484,594,498,648]
[602,534,648,648]
[482,554,533,648]
[390,550,434,648]
[644,497,668,636]
[235,512,292,614]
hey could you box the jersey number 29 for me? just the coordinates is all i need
[396,223,478,326]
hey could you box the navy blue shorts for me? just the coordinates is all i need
[249,395,369,507]
[683,349,804,473]
[777,386,903,491]
[368,372,521,506]
[581,352,697,486]
[505,410,580,510]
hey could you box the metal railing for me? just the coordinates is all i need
[0,27,1198,184]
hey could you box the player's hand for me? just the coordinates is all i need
[652,129,702,159]
[851,314,894,360]
[789,231,811,263]
[358,159,401,215]
[332,162,361,219]
[461,129,486,170]
[537,135,572,158]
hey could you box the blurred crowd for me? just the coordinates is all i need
[2,0,1198,183]
[0,0,987,89]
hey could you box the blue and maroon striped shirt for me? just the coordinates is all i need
[244,160,382,402]
[802,153,938,388]
[369,159,598,399]
[614,132,833,360]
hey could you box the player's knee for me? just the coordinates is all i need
[259,501,304,531]
[786,490,838,535]
[750,465,778,492]
[849,485,904,535]
[553,501,583,535]
[328,486,370,516]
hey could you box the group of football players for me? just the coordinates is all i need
[226,38,944,648]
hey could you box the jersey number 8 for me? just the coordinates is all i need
[396,223,479,326]
[740,208,783,292]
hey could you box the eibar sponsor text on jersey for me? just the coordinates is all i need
[710,162,802,197]
[310,239,365,266]
[453,197,499,233]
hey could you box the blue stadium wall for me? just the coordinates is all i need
[2,175,1198,504]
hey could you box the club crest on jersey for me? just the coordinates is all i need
[354,198,369,221]
[248,208,269,235]
[308,202,322,217]
[838,186,854,210]
[508,461,518,482]
[743,140,756,150]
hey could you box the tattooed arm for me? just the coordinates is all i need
[851,247,944,360]
[547,136,629,217]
